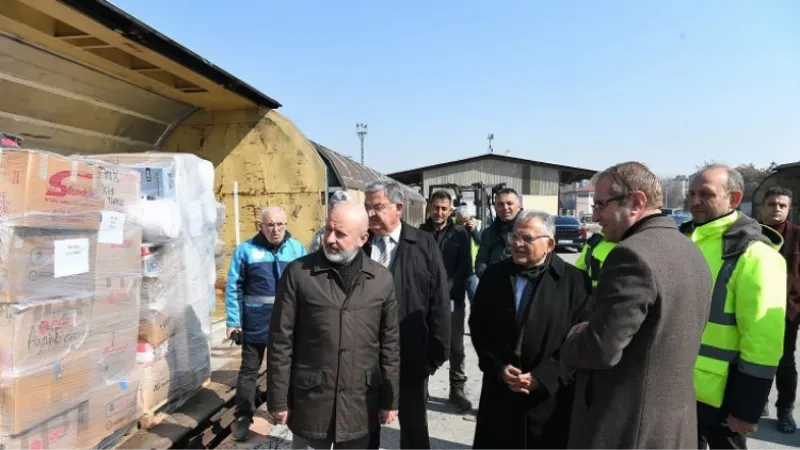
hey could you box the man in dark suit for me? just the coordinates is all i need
[760,186,800,433]
[362,180,450,449]
[560,161,712,448]
[419,190,473,412]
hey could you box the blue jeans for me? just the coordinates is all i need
[466,274,479,304]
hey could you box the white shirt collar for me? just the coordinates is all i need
[375,222,402,245]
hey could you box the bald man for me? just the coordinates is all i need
[226,206,307,441]
[267,202,400,449]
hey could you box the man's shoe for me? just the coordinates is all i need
[233,416,251,441]
[449,386,472,412]
[777,408,797,434]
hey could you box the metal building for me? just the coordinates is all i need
[388,154,596,216]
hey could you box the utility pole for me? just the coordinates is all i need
[356,123,368,165]
[487,133,494,153]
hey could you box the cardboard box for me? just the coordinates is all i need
[94,224,142,279]
[0,350,90,434]
[91,278,140,334]
[84,326,137,386]
[0,408,78,450]
[0,149,139,230]
[78,380,140,448]
[0,227,97,303]
[138,309,176,348]
[0,298,92,374]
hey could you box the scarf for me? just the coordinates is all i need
[511,252,552,281]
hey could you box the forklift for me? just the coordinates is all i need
[427,182,508,231]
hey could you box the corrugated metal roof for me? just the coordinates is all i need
[312,141,425,203]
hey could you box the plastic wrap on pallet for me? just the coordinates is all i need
[76,152,216,422]
[0,149,144,444]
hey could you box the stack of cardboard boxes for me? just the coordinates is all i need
[81,153,216,420]
[0,148,143,449]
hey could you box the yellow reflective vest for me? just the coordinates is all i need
[576,233,617,289]
[682,212,786,418]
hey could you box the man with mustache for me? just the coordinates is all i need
[266,201,400,449]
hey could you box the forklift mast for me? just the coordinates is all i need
[427,182,508,231]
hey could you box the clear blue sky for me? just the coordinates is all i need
[112,0,799,177]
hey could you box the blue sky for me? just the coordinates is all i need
[112,0,799,177]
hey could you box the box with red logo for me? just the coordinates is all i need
[0,149,139,230]
[0,408,79,450]
[92,224,142,334]
[77,380,140,449]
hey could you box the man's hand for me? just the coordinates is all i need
[501,365,531,395]
[726,414,757,434]
[518,372,538,391]
[380,410,398,425]
[226,327,239,338]
[567,321,589,339]
[270,410,290,425]
[464,219,476,231]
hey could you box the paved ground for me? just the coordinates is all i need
[217,248,800,449]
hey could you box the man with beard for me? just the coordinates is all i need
[682,165,786,449]
[419,190,473,411]
[759,186,800,434]
[475,188,522,278]
[561,161,712,448]
[362,180,450,449]
[469,209,593,449]
[226,206,307,441]
[266,202,400,449]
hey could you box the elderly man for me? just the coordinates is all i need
[682,165,786,449]
[266,202,400,449]
[561,162,712,448]
[419,191,473,411]
[310,190,352,252]
[470,210,592,449]
[759,186,800,433]
[475,188,522,278]
[362,180,449,450]
[226,206,307,441]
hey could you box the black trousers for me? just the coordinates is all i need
[367,377,430,449]
[775,317,800,410]
[697,402,748,449]
[450,301,467,388]
[235,342,266,419]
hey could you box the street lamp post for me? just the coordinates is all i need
[356,123,368,165]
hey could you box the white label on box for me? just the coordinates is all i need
[98,211,125,244]
[53,238,90,278]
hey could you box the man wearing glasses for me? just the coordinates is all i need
[226,206,307,441]
[560,162,712,448]
[362,180,450,450]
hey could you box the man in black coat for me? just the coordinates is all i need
[470,209,593,449]
[362,180,450,450]
[419,190,473,411]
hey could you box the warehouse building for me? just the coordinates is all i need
[388,154,596,217]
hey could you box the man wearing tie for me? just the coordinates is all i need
[362,180,450,450]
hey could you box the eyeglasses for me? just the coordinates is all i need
[365,203,395,213]
[506,233,549,245]
[263,222,286,228]
[592,195,627,211]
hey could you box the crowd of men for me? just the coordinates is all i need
[223,161,799,450]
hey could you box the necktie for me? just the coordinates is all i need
[377,236,391,268]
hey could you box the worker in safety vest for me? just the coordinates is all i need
[575,232,617,290]
[682,164,787,449]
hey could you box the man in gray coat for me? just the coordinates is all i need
[267,202,400,449]
[560,161,712,449]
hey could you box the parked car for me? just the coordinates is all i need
[672,213,692,227]
[554,215,588,251]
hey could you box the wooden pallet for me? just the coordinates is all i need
[138,378,212,430]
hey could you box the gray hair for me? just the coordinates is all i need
[364,179,405,205]
[453,206,473,220]
[329,190,351,207]
[692,163,745,193]
[260,206,286,222]
[515,209,555,238]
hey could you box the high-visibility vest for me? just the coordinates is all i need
[576,233,617,289]
[686,212,787,409]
